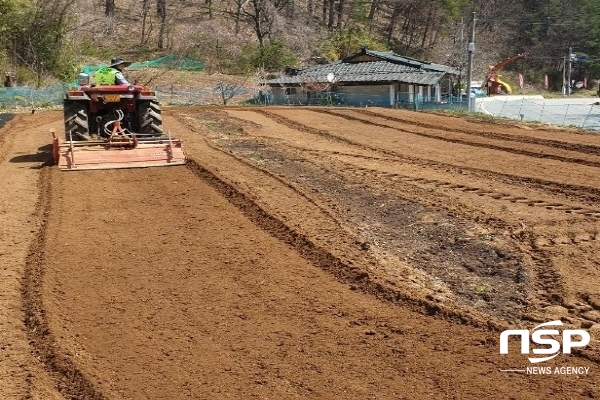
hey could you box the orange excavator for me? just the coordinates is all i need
[486,53,528,95]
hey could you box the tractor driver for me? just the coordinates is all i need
[94,57,132,86]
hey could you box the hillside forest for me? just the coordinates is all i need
[1,0,600,91]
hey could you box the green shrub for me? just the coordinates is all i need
[238,42,298,73]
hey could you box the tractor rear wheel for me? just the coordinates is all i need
[137,100,164,137]
[63,101,90,140]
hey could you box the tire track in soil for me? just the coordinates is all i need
[245,141,600,225]
[253,108,600,204]
[313,108,600,168]
[22,166,105,400]
[533,231,600,248]
[530,249,566,302]
[353,108,600,156]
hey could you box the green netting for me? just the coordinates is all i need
[0,83,69,109]
[80,55,205,74]
[81,65,103,75]
[0,55,206,109]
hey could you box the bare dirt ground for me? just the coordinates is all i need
[1,106,599,399]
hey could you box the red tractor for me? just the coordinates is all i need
[54,73,185,170]
[63,72,166,140]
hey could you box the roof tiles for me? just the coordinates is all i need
[265,48,457,86]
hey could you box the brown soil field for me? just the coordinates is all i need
[1,106,599,399]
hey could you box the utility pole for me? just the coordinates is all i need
[566,46,572,96]
[562,56,566,96]
[466,12,476,112]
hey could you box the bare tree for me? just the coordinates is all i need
[141,0,153,45]
[336,0,345,28]
[237,0,278,47]
[191,20,247,74]
[327,0,334,28]
[206,0,213,19]
[157,0,167,49]
[105,0,115,16]
[231,0,249,34]
[368,0,379,23]
[215,75,249,105]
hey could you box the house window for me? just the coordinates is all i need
[285,88,297,95]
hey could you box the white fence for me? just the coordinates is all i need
[476,96,600,131]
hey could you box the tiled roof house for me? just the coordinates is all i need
[263,47,460,107]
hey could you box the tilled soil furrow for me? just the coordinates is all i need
[23,167,105,399]
[354,108,600,155]
[2,107,599,399]
[296,148,600,221]
[314,108,600,168]
[172,111,523,326]
[41,161,577,399]
[283,148,600,249]
[185,158,504,328]
[255,108,600,204]
[208,107,600,348]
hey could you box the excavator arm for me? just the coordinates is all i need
[486,53,528,95]
[487,53,529,78]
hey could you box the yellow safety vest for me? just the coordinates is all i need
[94,67,118,85]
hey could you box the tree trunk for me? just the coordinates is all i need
[420,3,433,50]
[398,3,417,49]
[368,0,378,21]
[387,3,401,43]
[425,6,441,58]
[336,0,345,28]
[157,0,167,50]
[327,0,335,29]
[105,0,115,17]
[206,0,213,19]
[104,0,115,35]
[235,3,242,34]
[141,0,151,45]
[251,0,266,47]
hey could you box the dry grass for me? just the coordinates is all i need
[124,68,260,105]
[126,68,252,89]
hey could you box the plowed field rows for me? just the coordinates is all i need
[1,106,599,399]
